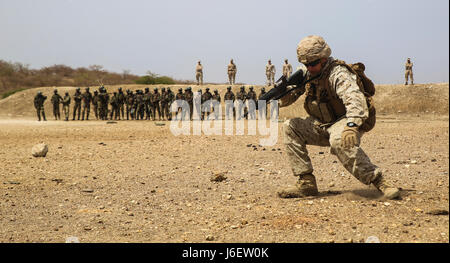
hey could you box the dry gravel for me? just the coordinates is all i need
[0,115,448,243]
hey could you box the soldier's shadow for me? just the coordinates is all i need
[307,187,412,201]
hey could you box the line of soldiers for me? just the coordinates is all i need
[196,59,293,86]
[36,85,274,121]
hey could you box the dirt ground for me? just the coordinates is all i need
[0,113,448,243]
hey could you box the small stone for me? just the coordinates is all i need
[328,183,335,188]
[81,189,94,193]
[206,235,214,241]
[410,160,417,164]
[31,143,48,157]
[426,209,449,216]
[383,202,391,206]
[210,173,227,182]
[365,236,380,243]
[230,225,239,229]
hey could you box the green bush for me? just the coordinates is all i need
[135,75,176,85]
[1,88,27,99]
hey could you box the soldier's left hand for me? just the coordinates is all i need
[341,126,360,149]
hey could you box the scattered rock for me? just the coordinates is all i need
[210,173,227,182]
[81,189,94,193]
[106,121,117,124]
[31,143,48,157]
[206,235,214,241]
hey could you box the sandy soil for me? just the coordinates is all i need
[0,114,448,243]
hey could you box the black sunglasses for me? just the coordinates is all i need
[304,59,321,67]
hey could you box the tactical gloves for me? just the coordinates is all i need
[341,126,359,148]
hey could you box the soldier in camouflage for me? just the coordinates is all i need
[258,87,267,119]
[224,86,235,120]
[109,91,120,120]
[227,59,237,85]
[265,60,276,86]
[184,87,194,120]
[235,86,247,120]
[175,88,185,120]
[201,87,213,120]
[211,89,221,120]
[81,87,92,121]
[246,86,257,120]
[151,88,162,121]
[135,90,145,120]
[92,90,99,120]
[117,87,125,119]
[72,88,82,120]
[405,58,414,85]
[166,87,175,121]
[277,35,400,200]
[98,87,109,120]
[62,92,71,121]
[51,89,63,120]
[196,61,203,85]
[143,87,151,120]
[282,59,293,78]
[160,87,169,120]
[34,91,47,121]
[125,90,135,120]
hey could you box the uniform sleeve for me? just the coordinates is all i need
[279,89,302,108]
[329,65,368,126]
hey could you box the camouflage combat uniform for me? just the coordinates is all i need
[211,90,221,120]
[201,88,213,120]
[224,87,235,120]
[227,60,237,85]
[405,59,414,85]
[282,60,293,78]
[196,62,203,85]
[34,92,47,121]
[92,91,99,120]
[265,61,276,86]
[117,88,125,119]
[235,87,247,120]
[72,89,82,120]
[62,93,71,121]
[81,88,92,120]
[246,87,257,120]
[51,90,63,120]
[151,89,161,121]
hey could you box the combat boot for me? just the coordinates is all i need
[372,175,400,200]
[278,174,319,198]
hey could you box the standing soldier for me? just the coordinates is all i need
[246,86,257,120]
[405,58,414,85]
[166,87,175,121]
[109,91,117,120]
[196,61,203,85]
[51,89,63,120]
[92,90,99,120]
[98,87,109,120]
[227,59,237,85]
[151,88,161,121]
[160,88,168,120]
[34,91,47,121]
[62,92,71,121]
[236,86,247,120]
[136,90,145,120]
[175,88,185,120]
[282,59,293,78]
[184,87,194,120]
[125,90,135,120]
[211,89,221,120]
[224,86,235,120]
[143,87,152,120]
[117,87,125,120]
[72,88,82,121]
[258,87,268,119]
[201,87,213,120]
[266,60,276,86]
[81,87,92,121]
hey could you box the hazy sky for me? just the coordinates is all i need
[1,0,448,85]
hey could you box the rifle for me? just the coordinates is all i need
[259,69,318,102]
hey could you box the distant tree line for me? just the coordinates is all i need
[0,60,181,98]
